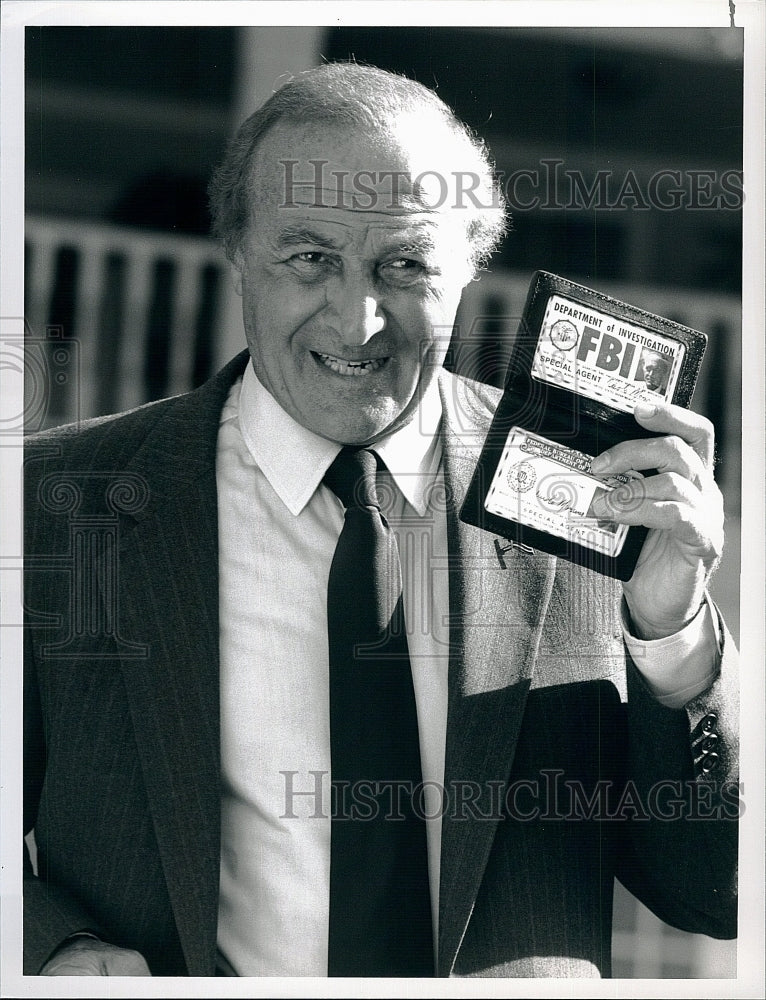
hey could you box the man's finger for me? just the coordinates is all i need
[632,400,715,467]
[591,433,709,487]
[592,471,700,512]
[595,497,717,553]
[590,474,724,557]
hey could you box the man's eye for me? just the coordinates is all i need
[381,258,428,284]
[286,251,337,279]
[388,258,423,270]
[293,251,327,265]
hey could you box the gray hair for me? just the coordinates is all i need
[208,62,507,271]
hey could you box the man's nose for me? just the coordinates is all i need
[325,274,386,345]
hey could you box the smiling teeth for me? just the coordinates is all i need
[316,353,386,376]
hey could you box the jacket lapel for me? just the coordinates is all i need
[437,372,557,976]
[114,352,249,975]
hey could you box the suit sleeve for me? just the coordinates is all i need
[23,442,107,974]
[536,559,738,941]
[24,625,106,974]
[614,601,739,938]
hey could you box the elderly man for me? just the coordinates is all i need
[24,63,737,979]
[642,351,673,394]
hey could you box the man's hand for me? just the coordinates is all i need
[590,400,724,640]
[40,936,151,975]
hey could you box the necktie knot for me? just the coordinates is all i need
[324,447,380,510]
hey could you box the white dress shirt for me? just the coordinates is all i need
[214,361,719,976]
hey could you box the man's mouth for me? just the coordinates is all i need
[312,351,388,376]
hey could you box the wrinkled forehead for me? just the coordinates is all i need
[249,120,478,222]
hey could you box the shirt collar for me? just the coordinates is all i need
[236,360,442,517]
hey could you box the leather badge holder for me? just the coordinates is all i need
[459,271,708,580]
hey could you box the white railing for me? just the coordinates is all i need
[24,216,242,426]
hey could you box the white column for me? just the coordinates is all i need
[231,26,327,128]
[214,27,327,368]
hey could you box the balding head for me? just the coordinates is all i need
[209,62,506,273]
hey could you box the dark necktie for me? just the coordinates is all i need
[324,447,434,977]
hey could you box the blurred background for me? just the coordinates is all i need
[24,24,742,979]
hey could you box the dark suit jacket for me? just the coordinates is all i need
[24,351,738,977]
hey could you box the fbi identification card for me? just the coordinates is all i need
[460,271,707,580]
[532,294,686,413]
[484,428,633,557]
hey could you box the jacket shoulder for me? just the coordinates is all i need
[24,394,185,476]
[445,371,503,415]
[438,369,503,453]
[24,350,250,475]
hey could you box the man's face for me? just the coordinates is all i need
[643,356,668,392]
[236,122,474,445]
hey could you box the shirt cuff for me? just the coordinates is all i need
[622,592,722,709]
